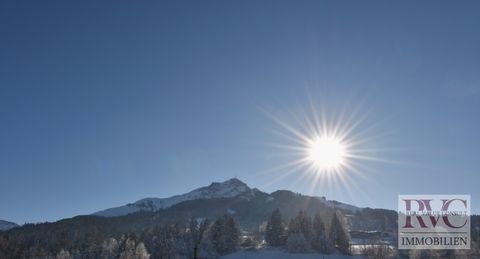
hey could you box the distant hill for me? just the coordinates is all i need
[0,220,18,231]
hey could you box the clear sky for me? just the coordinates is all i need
[1,1,479,224]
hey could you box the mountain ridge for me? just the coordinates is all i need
[94,178,360,218]
[0,220,19,231]
[94,178,253,217]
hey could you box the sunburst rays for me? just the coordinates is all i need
[259,93,390,203]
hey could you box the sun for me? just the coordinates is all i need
[260,92,390,200]
[308,136,347,171]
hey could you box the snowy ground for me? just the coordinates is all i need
[350,244,395,255]
[221,248,366,259]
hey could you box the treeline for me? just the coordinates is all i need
[0,208,351,258]
[265,209,350,255]
[4,211,478,258]
[0,214,239,259]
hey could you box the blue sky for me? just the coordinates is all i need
[1,1,479,224]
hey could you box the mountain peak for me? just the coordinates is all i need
[222,177,245,184]
[209,178,249,190]
[94,178,252,217]
[202,178,250,197]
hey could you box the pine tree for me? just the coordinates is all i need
[265,209,285,246]
[189,218,210,259]
[329,210,351,254]
[286,210,312,253]
[299,211,312,241]
[225,215,239,252]
[156,225,176,258]
[288,211,312,240]
[311,213,329,253]
[211,215,239,255]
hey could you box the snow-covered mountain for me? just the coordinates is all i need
[0,220,19,231]
[94,178,253,217]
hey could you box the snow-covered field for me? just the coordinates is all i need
[221,248,365,259]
